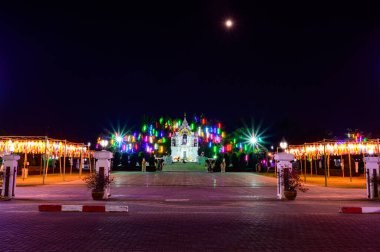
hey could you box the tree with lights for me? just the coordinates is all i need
[96,115,269,171]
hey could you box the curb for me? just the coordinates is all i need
[340,207,380,214]
[38,205,128,213]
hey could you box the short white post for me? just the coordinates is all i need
[93,151,113,199]
[1,155,20,199]
[274,152,294,199]
[364,157,380,199]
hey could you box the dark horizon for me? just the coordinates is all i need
[1,1,380,145]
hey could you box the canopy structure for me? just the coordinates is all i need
[287,139,380,183]
[0,136,91,184]
[0,136,87,157]
[289,139,380,158]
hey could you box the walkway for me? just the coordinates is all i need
[2,171,379,251]
[162,162,206,172]
[13,171,367,203]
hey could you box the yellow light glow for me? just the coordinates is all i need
[0,138,88,157]
[289,140,380,158]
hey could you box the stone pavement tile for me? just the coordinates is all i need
[2,206,380,251]
[13,171,367,203]
[1,171,379,251]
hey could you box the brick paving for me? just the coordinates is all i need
[1,171,380,251]
[16,173,89,186]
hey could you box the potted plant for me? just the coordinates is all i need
[83,173,114,200]
[282,169,308,200]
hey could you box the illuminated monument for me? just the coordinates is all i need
[170,114,199,162]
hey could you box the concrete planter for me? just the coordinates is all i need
[91,190,105,200]
[284,190,297,200]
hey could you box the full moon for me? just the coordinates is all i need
[225,19,233,28]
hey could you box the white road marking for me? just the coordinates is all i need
[105,205,129,212]
[62,205,83,212]
[362,207,380,214]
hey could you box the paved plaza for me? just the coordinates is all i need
[1,171,380,251]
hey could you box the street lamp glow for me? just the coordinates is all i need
[116,136,123,143]
[100,139,109,148]
[280,141,288,150]
[225,19,233,28]
[250,135,258,145]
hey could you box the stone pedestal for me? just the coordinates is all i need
[93,151,113,199]
[364,157,380,199]
[1,155,20,199]
[141,158,146,172]
[274,152,294,199]
[220,159,226,173]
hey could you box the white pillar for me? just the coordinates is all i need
[274,152,294,199]
[364,157,380,199]
[93,151,113,199]
[1,155,20,199]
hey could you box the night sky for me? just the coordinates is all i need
[1,1,380,145]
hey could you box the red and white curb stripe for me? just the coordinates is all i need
[340,207,380,214]
[39,205,128,212]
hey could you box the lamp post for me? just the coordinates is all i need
[324,142,327,187]
[100,139,109,150]
[250,135,258,145]
[276,140,288,175]
[87,142,92,173]
[368,149,374,156]
[249,134,258,172]
[280,141,288,151]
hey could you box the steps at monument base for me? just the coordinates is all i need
[163,163,206,172]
